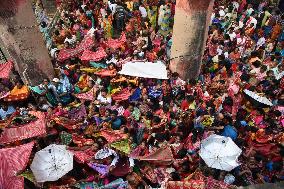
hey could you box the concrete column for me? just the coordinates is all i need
[170,0,214,80]
[0,0,54,85]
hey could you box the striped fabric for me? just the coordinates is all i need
[0,60,13,79]
[57,36,94,62]
[0,91,10,99]
[0,141,35,189]
[80,48,107,62]
[75,87,97,101]
[0,112,46,144]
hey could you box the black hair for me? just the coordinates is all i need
[111,110,119,116]
[152,116,161,124]
[171,172,181,181]
[177,148,188,159]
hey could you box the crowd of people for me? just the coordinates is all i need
[0,0,284,188]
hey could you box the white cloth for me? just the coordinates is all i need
[139,6,147,18]
[119,61,168,79]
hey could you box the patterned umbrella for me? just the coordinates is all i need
[30,144,73,182]
[199,134,242,171]
[243,89,273,106]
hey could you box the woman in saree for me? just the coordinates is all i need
[41,79,58,107]
[4,81,30,102]
[75,72,91,93]
[95,63,117,77]
[158,4,171,32]
[53,78,73,106]
[147,5,158,29]
[103,15,113,39]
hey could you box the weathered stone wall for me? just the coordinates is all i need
[0,0,54,85]
[170,0,214,80]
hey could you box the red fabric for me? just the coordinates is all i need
[166,180,205,189]
[105,33,126,49]
[250,141,278,157]
[100,130,128,143]
[75,87,97,101]
[95,69,116,77]
[72,148,96,163]
[0,112,46,144]
[80,48,107,61]
[112,88,131,102]
[57,35,94,62]
[0,141,34,189]
[0,60,13,78]
[53,117,80,130]
[72,133,94,147]
[110,157,130,177]
[138,146,174,165]
[181,100,189,111]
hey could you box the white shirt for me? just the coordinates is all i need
[228,32,236,41]
[219,9,225,17]
[139,6,147,18]
[108,1,117,15]
[247,17,257,28]
[232,1,239,11]
[256,37,265,48]
[97,93,112,104]
[64,35,76,44]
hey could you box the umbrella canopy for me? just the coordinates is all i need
[30,144,73,182]
[199,134,242,171]
[243,89,273,106]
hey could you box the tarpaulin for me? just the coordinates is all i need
[0,60,13,78]
[105,33,126,49]
[80,48,107,62]
[57,35,94,62]
[119,61,168,79]
[0,112,46,144]
[0,141,35,189]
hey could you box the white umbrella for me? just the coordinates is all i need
[243,89,273,106]
[30,144,73,182]
[199,135,242,171]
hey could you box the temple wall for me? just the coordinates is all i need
[0,0,54,85]
[170,0,214,80]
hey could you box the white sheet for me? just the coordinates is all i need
[118,61,168,79]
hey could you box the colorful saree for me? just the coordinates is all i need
[4,85,29,102]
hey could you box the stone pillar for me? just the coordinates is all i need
[0,0,54,85]
[170,0,214,80]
